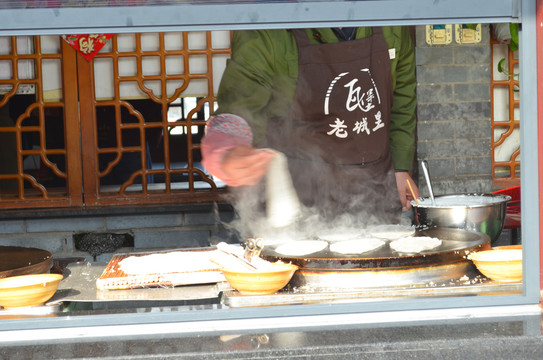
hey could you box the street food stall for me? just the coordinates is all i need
[0,0,540,356]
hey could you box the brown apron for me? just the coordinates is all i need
[266,28,401,223]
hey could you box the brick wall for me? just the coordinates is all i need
[415,25,493,196]
[0,204,237,262]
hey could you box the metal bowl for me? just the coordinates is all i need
[411,193,511,244]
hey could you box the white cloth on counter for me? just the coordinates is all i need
[118,251,220,275]
[265,150,301,228]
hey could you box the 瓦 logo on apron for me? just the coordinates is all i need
[324,69,384,139]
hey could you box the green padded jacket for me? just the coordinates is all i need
[215,27,417,171]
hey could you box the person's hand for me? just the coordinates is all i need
[221,146,275,186]
[394,171,420,212]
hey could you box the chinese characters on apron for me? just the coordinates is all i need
[267,28,402,223]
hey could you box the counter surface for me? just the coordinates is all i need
[1,307,542,359]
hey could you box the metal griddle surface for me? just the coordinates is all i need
[261,228,490,269]
[0,246,53,278]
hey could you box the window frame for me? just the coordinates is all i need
[0,0,539,339]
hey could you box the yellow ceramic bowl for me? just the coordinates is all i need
[0,273,63,309]
[221,263,298,295]
[468,248,522,283]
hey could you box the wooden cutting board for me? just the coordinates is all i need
[96,248,226,290]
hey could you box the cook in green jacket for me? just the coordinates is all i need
[202,27,419,222]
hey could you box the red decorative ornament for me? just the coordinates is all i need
[62,34,113,61]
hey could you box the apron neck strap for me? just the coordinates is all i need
[292,27,383,46]
[291,29,311,46]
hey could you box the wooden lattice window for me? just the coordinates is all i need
[0,36,82,209]
[79,32,232,206]
[0,32,231,210]
[490,29,520,187]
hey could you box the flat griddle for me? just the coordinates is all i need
[261,228,490,270]
[0,246,53,278]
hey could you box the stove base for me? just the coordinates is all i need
[291,260,475,289]
[222,274,522,308]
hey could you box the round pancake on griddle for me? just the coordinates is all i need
[368,224,416,240]
[329,238,385,255]
[274,240,328,256]
[389,236,442,254]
